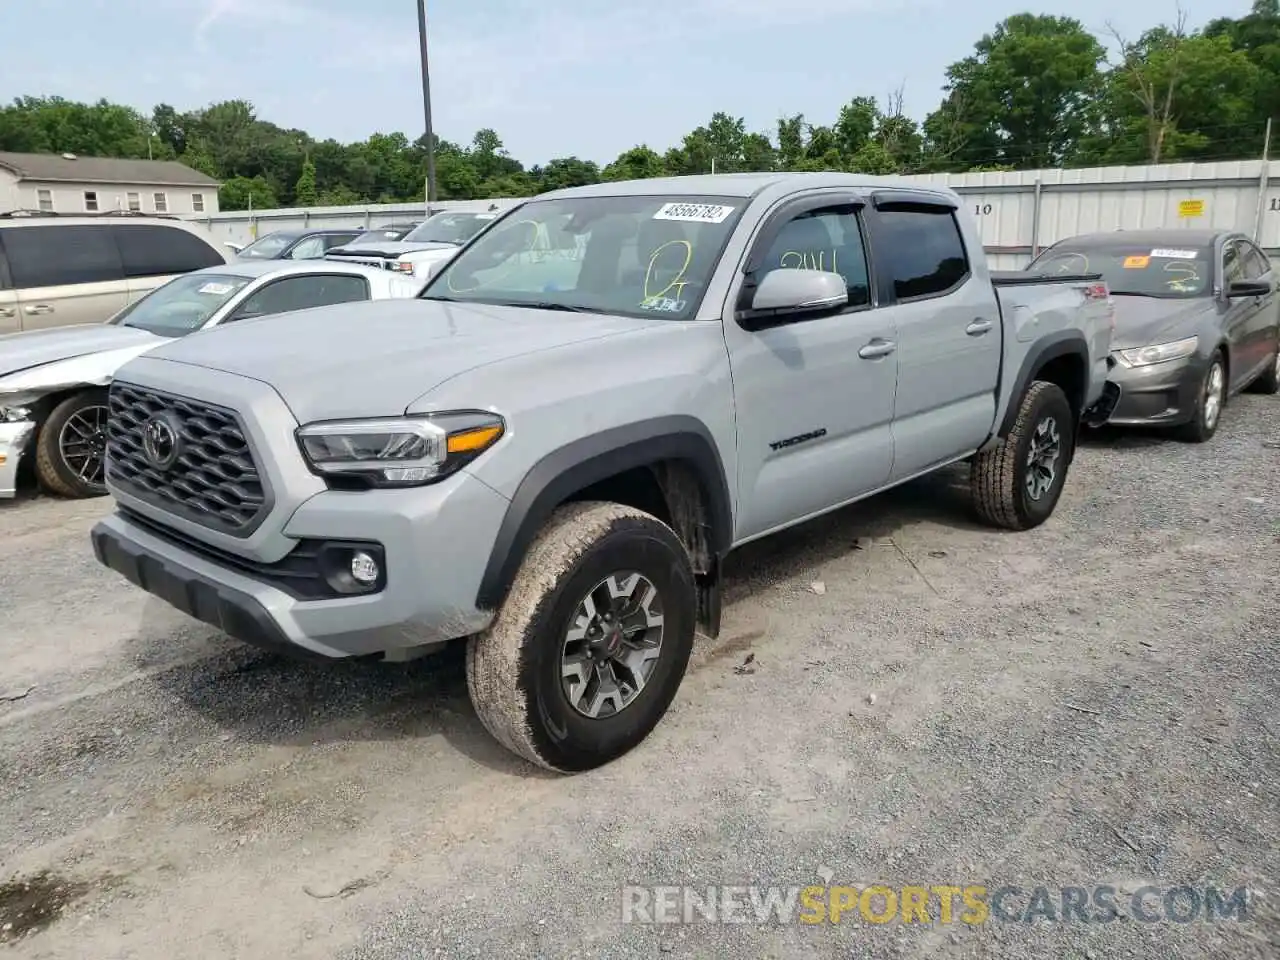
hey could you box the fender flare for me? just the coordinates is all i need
[474,415,733,611]
[997,331,1091,437]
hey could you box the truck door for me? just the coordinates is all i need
[723,198,897,542]
[865,198,1002,481]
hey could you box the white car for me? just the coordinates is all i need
[323,211,500,280]
[0,260,421,500]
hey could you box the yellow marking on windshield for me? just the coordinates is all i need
[643,239,693,302]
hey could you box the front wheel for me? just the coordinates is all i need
[970,380,1075,531]
[1175,351,1227,443]
[34,390,110,499]
[466,502,696,773]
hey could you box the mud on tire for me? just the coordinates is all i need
[466,501,696,773]
[970,380,1074,531]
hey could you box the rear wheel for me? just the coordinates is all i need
[970,380,1074,531]
[1176,351,1226,443]
[466,502,696,772]
[34,390,109,499]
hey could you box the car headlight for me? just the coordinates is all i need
[296,411,504,488]
[391,260,416,274]
[1117,336,1199,367]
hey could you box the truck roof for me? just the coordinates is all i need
[537,171,960,204]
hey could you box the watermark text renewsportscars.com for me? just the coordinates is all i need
[621,883,1250,925]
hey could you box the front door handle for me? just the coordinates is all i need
[23,304,54,315]
[966,318,994,336]
[858,338,896,359]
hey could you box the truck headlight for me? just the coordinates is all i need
[1117,336,1199,367]
[296,411,504,488]
[391,261,416,274]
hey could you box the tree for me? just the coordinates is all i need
[219,175,276,212]
[602,146,666,181]
[294,156,318,207]
[923,14,1107,170]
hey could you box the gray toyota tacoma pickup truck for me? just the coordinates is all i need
[90,173,1119,773]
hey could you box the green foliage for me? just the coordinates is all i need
[0,7,1273,209]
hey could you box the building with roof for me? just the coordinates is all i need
[0,151,221,217]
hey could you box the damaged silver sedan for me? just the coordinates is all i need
[0,260,421,499]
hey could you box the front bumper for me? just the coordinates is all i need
[1105,354,1203,427]
[90,471,510,659]
[0,420,35,499]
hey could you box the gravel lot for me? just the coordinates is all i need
[1,393,1277,959]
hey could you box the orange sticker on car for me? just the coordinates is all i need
[1123,255,1150,268]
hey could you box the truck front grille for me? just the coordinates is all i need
[106,383,269,537]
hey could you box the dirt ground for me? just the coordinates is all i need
[1,394,1277,959]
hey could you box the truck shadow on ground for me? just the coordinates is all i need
[140,461,990,776]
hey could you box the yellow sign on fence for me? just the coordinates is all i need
[1178,199,1205,218]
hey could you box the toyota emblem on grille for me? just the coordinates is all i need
[141,414,181,470]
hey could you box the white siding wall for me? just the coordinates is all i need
[0,168,19,212]
[7,180,219,216]
[182,159,1279,266]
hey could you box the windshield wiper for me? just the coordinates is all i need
[500,300,596,313]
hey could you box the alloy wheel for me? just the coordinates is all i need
[58,405,109,491]
[1024,416,1061,502]
[561,571,665,719]
[1203,362,1225,430]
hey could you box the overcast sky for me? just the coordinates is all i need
[1,0,1233,166]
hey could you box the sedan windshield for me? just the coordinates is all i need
[236,232,295,259]
[422,195,747,319]
[403,213,498,246]
[110,273,251,335]
[1030,242,1212,298]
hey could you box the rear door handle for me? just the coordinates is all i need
[0,307,15,319]
[23,304,54,315]
[966,318,994,336]
[858,338,896,359]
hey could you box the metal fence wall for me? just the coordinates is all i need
[187,159,1277,267]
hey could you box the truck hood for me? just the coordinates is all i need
[136,298,663,423]
[326,241,457,258]
[1109,296,1216,350]
[0,324,168,382]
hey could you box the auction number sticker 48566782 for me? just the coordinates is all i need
[653,202,736,223]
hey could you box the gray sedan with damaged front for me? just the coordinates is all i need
[1028,229,1280,442]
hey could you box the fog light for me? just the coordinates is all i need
[350,550,380,585]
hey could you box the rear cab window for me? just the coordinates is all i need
[871,204,971,301]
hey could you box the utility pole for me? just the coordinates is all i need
[416,0,437,211]
[1254,117,1272,243]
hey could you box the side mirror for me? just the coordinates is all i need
[739,268,847,329]
[1226,278,1271,298]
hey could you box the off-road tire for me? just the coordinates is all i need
[1245,338,1279,395]
[34,390,109,499]
[970,380,1074,531]
[1175,350,1226,443]
[466,501,696,773]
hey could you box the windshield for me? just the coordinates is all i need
[403,213,498,246]
[1030,242,1212,298]
[421,195,747,319]
[235,232,295,259]
[109,273,251,335]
